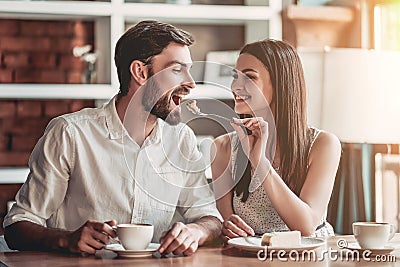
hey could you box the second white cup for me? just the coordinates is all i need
[353,222,395,249]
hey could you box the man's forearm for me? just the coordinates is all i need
[190,216,222,245]
[4,221,71,252]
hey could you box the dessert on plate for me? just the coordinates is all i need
[261,230,301,246]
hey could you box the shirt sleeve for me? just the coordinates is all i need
[176,128,222,223]
[3,117,74,228]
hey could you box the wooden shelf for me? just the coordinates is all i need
[286,4,354,22]
[123,3,274,24]
[0,1,282,100]
[0,168,29,184]
[0,1,275,23]
[0,84,116,100]
[0,84,232,100]
[0,1,111,19]
[284,4,355,48]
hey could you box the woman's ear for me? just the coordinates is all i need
[129,60,149,86]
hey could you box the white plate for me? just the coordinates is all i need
[346,243,395,255]
[105,243,160,258]
[227,236,326,253]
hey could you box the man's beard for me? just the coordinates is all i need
[141,70,182,126]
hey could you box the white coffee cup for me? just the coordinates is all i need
[116,223,154,250]
[353,222,395,249]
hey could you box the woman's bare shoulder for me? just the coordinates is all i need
[314,131,341,148]
[213,133,233,154]
[309,130,342,161]
[211,133,234,178]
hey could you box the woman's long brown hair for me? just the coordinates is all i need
[234,39,310,201]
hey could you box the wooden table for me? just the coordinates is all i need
[1,235,399,267]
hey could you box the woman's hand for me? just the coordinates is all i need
[221,214,255,243]
[230,117,269,167]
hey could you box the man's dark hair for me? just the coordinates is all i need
[114,20,194,96]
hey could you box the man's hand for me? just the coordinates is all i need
[66,220,117,254]
[5,220,117,254]
[158,222,204,256]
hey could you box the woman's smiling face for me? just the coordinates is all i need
[231,53,274,115]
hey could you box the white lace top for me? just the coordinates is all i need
[231,127,334,237]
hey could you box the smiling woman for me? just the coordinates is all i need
[211,39,341,241]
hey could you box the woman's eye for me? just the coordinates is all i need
[245,75,254,80]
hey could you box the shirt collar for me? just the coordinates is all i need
[143,119,162,145]
[104,95,125,140]
[104,95,161,144]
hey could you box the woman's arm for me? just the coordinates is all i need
[210,135,234,219]
[211,135,254,240]
[261,131,341,235]
[231,117,341,236]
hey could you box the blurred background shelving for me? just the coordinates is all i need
[2,0,399,236]
[0,1,283,232]
[0,0,283,100]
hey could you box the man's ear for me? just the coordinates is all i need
[129,60,149,86]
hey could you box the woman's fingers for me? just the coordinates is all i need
[221,215,255,244]
[222,227,239,239]
[223,221,248,237]
[229,215,255,236]
[230,119,248,141]
[223,215,255,237]
[231,117,267,134]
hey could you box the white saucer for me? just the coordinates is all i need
[105,243,160,258]
[227,236,325,253]
[346,243,395,255]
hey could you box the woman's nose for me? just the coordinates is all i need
[231,79,244,93]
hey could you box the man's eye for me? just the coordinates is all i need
[173,68,182,73]
[245,75,255,80]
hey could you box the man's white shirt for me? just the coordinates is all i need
[4,96,221,242]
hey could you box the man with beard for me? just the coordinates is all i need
[4,20,222,256]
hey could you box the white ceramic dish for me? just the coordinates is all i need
[105,243,160,258]
[346,243,395,255]
[227,236,326,253]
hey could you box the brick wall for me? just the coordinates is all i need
[0,18,96,167]
[0,18,97,231]
[0,19,94,83]
[0,99,95,167]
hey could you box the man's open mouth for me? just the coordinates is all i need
[171,88,190,106]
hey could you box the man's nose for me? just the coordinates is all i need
[183,71,195,89]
